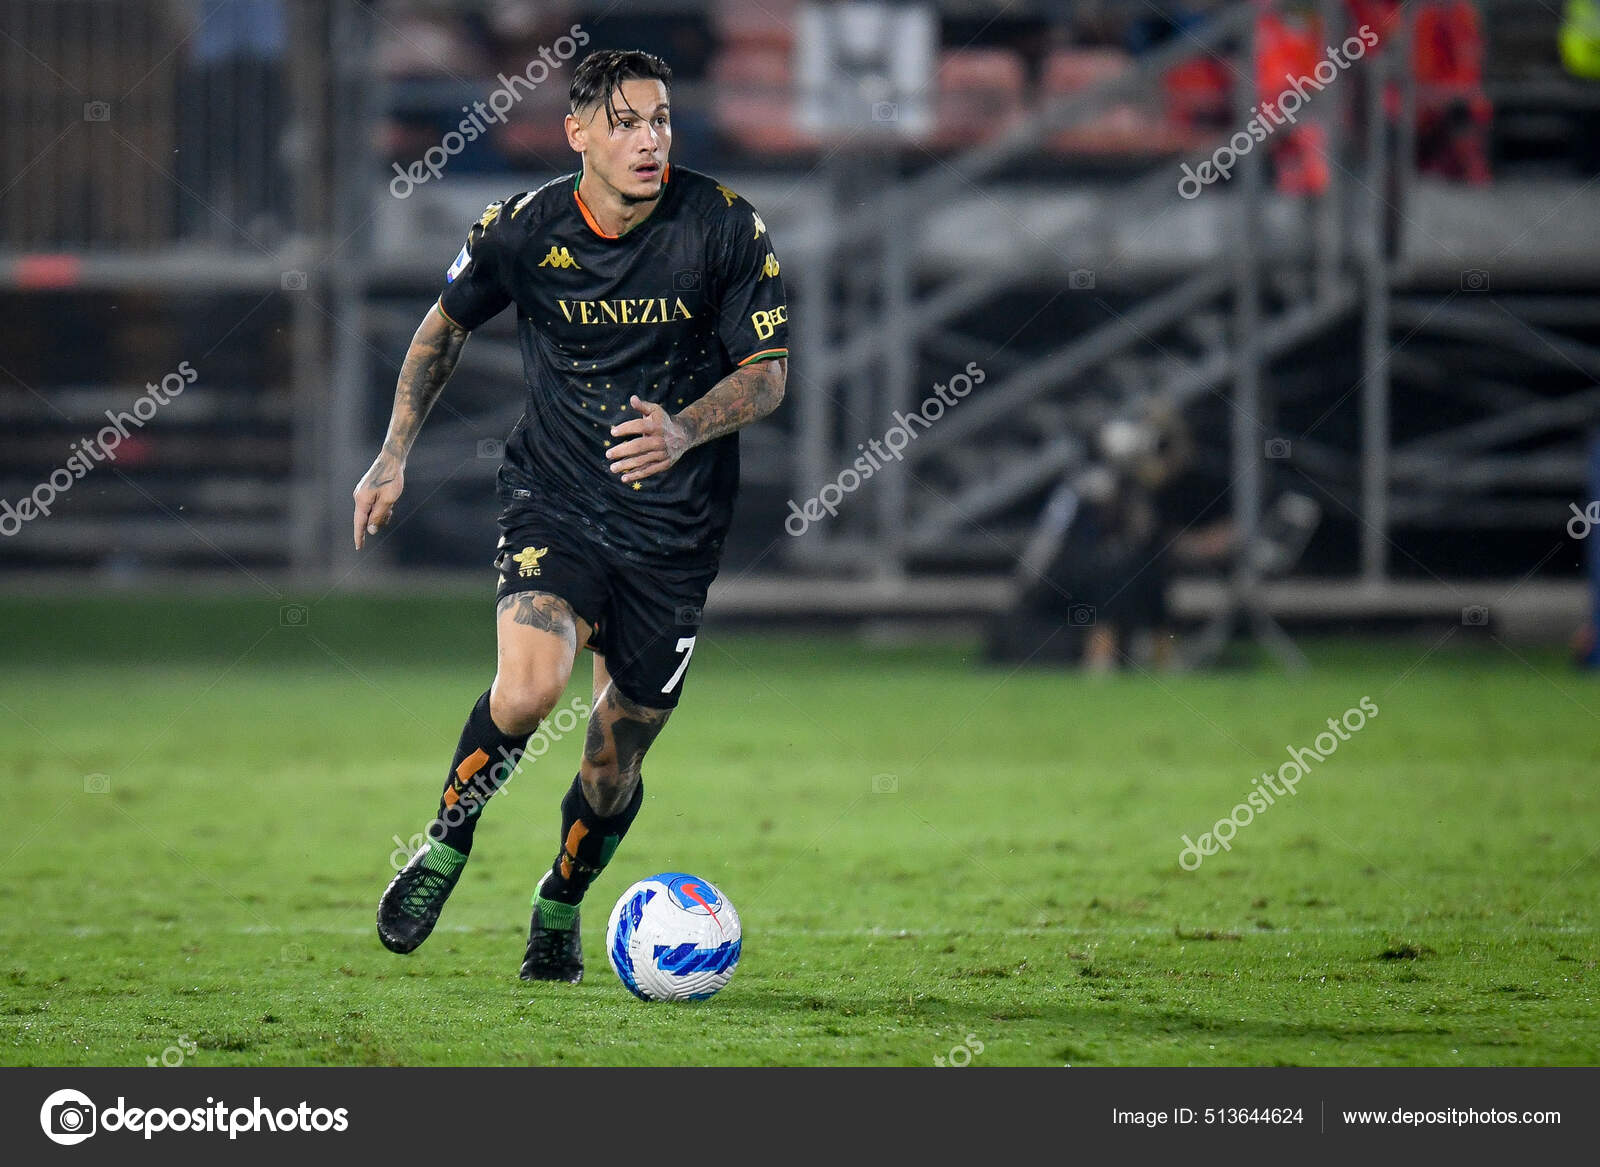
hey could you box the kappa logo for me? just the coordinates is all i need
[476,201,503,231]
[716,183,739,207]
[512,546,548,577]
[751,211,767,240]
[537,246,582,270]
[761,252,780,279]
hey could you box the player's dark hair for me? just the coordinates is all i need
[569,49,673,125]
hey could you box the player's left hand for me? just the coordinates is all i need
[607,395,692,484]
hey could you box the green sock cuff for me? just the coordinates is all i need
[534,890,579,930]
[421,841,467,877]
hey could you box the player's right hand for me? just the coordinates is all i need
[352,455,405,549]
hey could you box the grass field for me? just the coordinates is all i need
[2,595,1597,1067]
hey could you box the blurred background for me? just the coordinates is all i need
[2,0,1598,669]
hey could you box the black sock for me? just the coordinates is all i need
[539,774,644,905]
[428,690,531,856]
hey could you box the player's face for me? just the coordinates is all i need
[569,79,671,204]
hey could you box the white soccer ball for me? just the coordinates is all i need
[605,873,742,1001]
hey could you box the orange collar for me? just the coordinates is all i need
[573,165,670,239]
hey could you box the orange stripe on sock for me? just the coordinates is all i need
[445,748,491,807]
[559,820,590,880]
[455,748,489,782]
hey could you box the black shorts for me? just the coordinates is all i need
[493,490,715,710]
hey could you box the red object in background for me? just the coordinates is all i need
[933,48,1028,151]
[1044,49,1198,156]
[1349,0,1491,184]
[708,46,818,156]
[14,255,82,289]
[1346,0,1402,44]
[1275,122,1331,196]
[1257,11,1321,94]
[1413,1,1492,184]
[1415,0,1485,86]
[1163,57,1232,134]
[1256,11,1331,197]
[714,0,797,52]
[105,435,155,468]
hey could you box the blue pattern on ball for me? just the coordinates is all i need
[609,886,656,1000]
[652,938,742,976]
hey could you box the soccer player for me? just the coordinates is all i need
[355,50,788,982]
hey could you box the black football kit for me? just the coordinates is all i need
[436,165,788,707]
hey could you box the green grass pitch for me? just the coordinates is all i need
[2,595,1597,1066]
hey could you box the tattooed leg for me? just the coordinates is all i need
[490,591,589,735]
[535,661,667,908]
[580,655,673,814]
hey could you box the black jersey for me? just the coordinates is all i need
[437,165,789,565]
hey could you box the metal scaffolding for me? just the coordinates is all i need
[1,0,1596,629]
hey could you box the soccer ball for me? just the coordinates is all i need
[605,873,742,1001]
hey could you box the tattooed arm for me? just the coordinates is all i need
[605,357,787,485]
[352,303,471,548]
